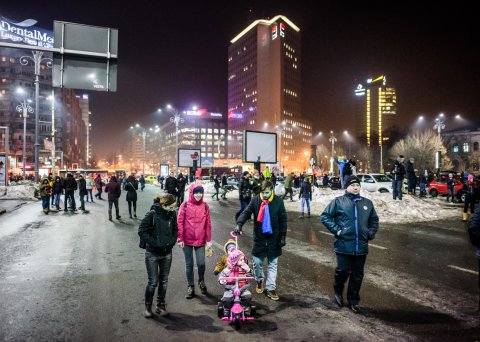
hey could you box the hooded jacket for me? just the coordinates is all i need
[177,184,212,246]
[106,176,121,200]
[138,202,178,255]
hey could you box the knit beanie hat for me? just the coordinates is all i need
[193,186,204,194]
[227,249,245,268]
[224,239,237,253]
[345,175,361,188]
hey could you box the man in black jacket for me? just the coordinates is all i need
[391,155,406,200]
[320,175,379,313]
[138,194,178,317]
[235,180,287,301]
[165,172,178,196]
[176,173,187,206]
[106,176,122,220]
[63,172,77,212]
[235,171,252,220]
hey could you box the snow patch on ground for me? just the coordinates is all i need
[0,183,38,200]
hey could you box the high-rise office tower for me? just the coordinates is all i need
[354,75,397,147]
[228,15,312,172]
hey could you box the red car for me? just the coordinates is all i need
[428,177,465,201]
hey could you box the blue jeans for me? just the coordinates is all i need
[392,180,403,200]
[252,255,278,291]
[41,195,50,209]
[236,199,249,219]
[54,192,62,207]
[144,251,172,305]
[300,198,310,215]
[182,245,205,286]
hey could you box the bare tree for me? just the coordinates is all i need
[389,130,452,172]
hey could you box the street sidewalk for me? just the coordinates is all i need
[0,199,35,216]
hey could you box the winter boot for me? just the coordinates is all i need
[199,280,207,294]
[185,285,195,299]
[144,304,153,318]
[155,303,169,316]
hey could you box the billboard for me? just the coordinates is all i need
[242,130,277,164]
[0,16,53,48]
[201,157,214,168]
[0,154,6,186]
[160,164,169,177]
[178,149,201,168]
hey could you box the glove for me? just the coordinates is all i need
[234,224,243,235]
[241,263,250,272]
[178,241,185,248]
[279,235,286,247]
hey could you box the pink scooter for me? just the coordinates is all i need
[217,231,256,329]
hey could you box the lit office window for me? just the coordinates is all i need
[453,144,459,153]
[463,142,469,152]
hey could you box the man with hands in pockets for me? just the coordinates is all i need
[320,175,379,314]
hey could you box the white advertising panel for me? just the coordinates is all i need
[242,130,277,164]
[178,149,201,168]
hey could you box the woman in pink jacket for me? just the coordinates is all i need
[177,184,212,299]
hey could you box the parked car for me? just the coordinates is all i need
[357,173,393,193]
[227,177,240,187]
[328,176,342,190]
[428,177,466,202]
[145,175,157,184]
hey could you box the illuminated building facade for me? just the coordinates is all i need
[227,15,312,172]
[354,75,397,147]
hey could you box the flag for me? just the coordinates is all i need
[44,138,53,151]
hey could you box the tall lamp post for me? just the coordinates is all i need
[15,88,34,179]
[19,52,52,184]
[329,130,337,174]
[160,104,184,177]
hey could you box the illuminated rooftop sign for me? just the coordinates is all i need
[228,112,244,119]
[355,84,365,96]
[0,16,53,48]
[230,15,299,43]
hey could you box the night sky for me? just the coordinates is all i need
[1,1,479,158]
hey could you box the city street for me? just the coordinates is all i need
[0,184,479,341]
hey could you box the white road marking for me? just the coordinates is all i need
[319,231,387,250]
[448,265,479,275]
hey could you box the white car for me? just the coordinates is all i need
[357,173,392,193]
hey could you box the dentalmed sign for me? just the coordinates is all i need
[0,16,53,48]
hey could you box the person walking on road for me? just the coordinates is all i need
[85,174,94,202]
[106,175,122,221]
[138,194,178,318]
[235,171,252,220]
[320,175,379,313]
[125,173,139,219]
[446,173,457,203]
[63,172,77,212]
[212,174,220,200]
[39,176,52,214]
[299,177,312,218]
[165,172,178,196]
[221,173,228,199]
[77,174,87,211]
[235,180,288,301]
[139,174,146,192]
[177,184,212,299]
[282,172,294,201]
[463,174,477,222]
[176,173,187,206]
[406,158,417,195]
[52,176,63,210]
[94,174,104,200]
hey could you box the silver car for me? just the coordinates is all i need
[357,173,393,193]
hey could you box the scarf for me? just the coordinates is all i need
[257,192,274,234]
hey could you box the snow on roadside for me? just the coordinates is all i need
[0,183,38,200]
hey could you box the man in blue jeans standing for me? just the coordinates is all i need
[391,155,406,200]
[236,180,287,301]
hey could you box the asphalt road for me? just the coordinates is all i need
[0,184,478,341]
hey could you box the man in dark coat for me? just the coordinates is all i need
[391,155,406,200]
[176,173,187,206]
[406,157,417,195]
[320,175,379,313]
[235,180,287,301]
[106,176,122,220]
[77,174,87,211]
[63,172,77,211]
[165,173,178,196]
[125,174,138,218]
[235,171,252,220]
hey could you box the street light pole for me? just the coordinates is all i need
[15,91,34,179]
[329,130,337,174]
[433,113,446,138]
[142,131,146,175]
[19,52,52,184]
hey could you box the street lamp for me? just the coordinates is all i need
[160,104,184,177]
[130,124,147,175]
[15,88,34,179]
[433,113,446,138]
[329,130,337,174]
